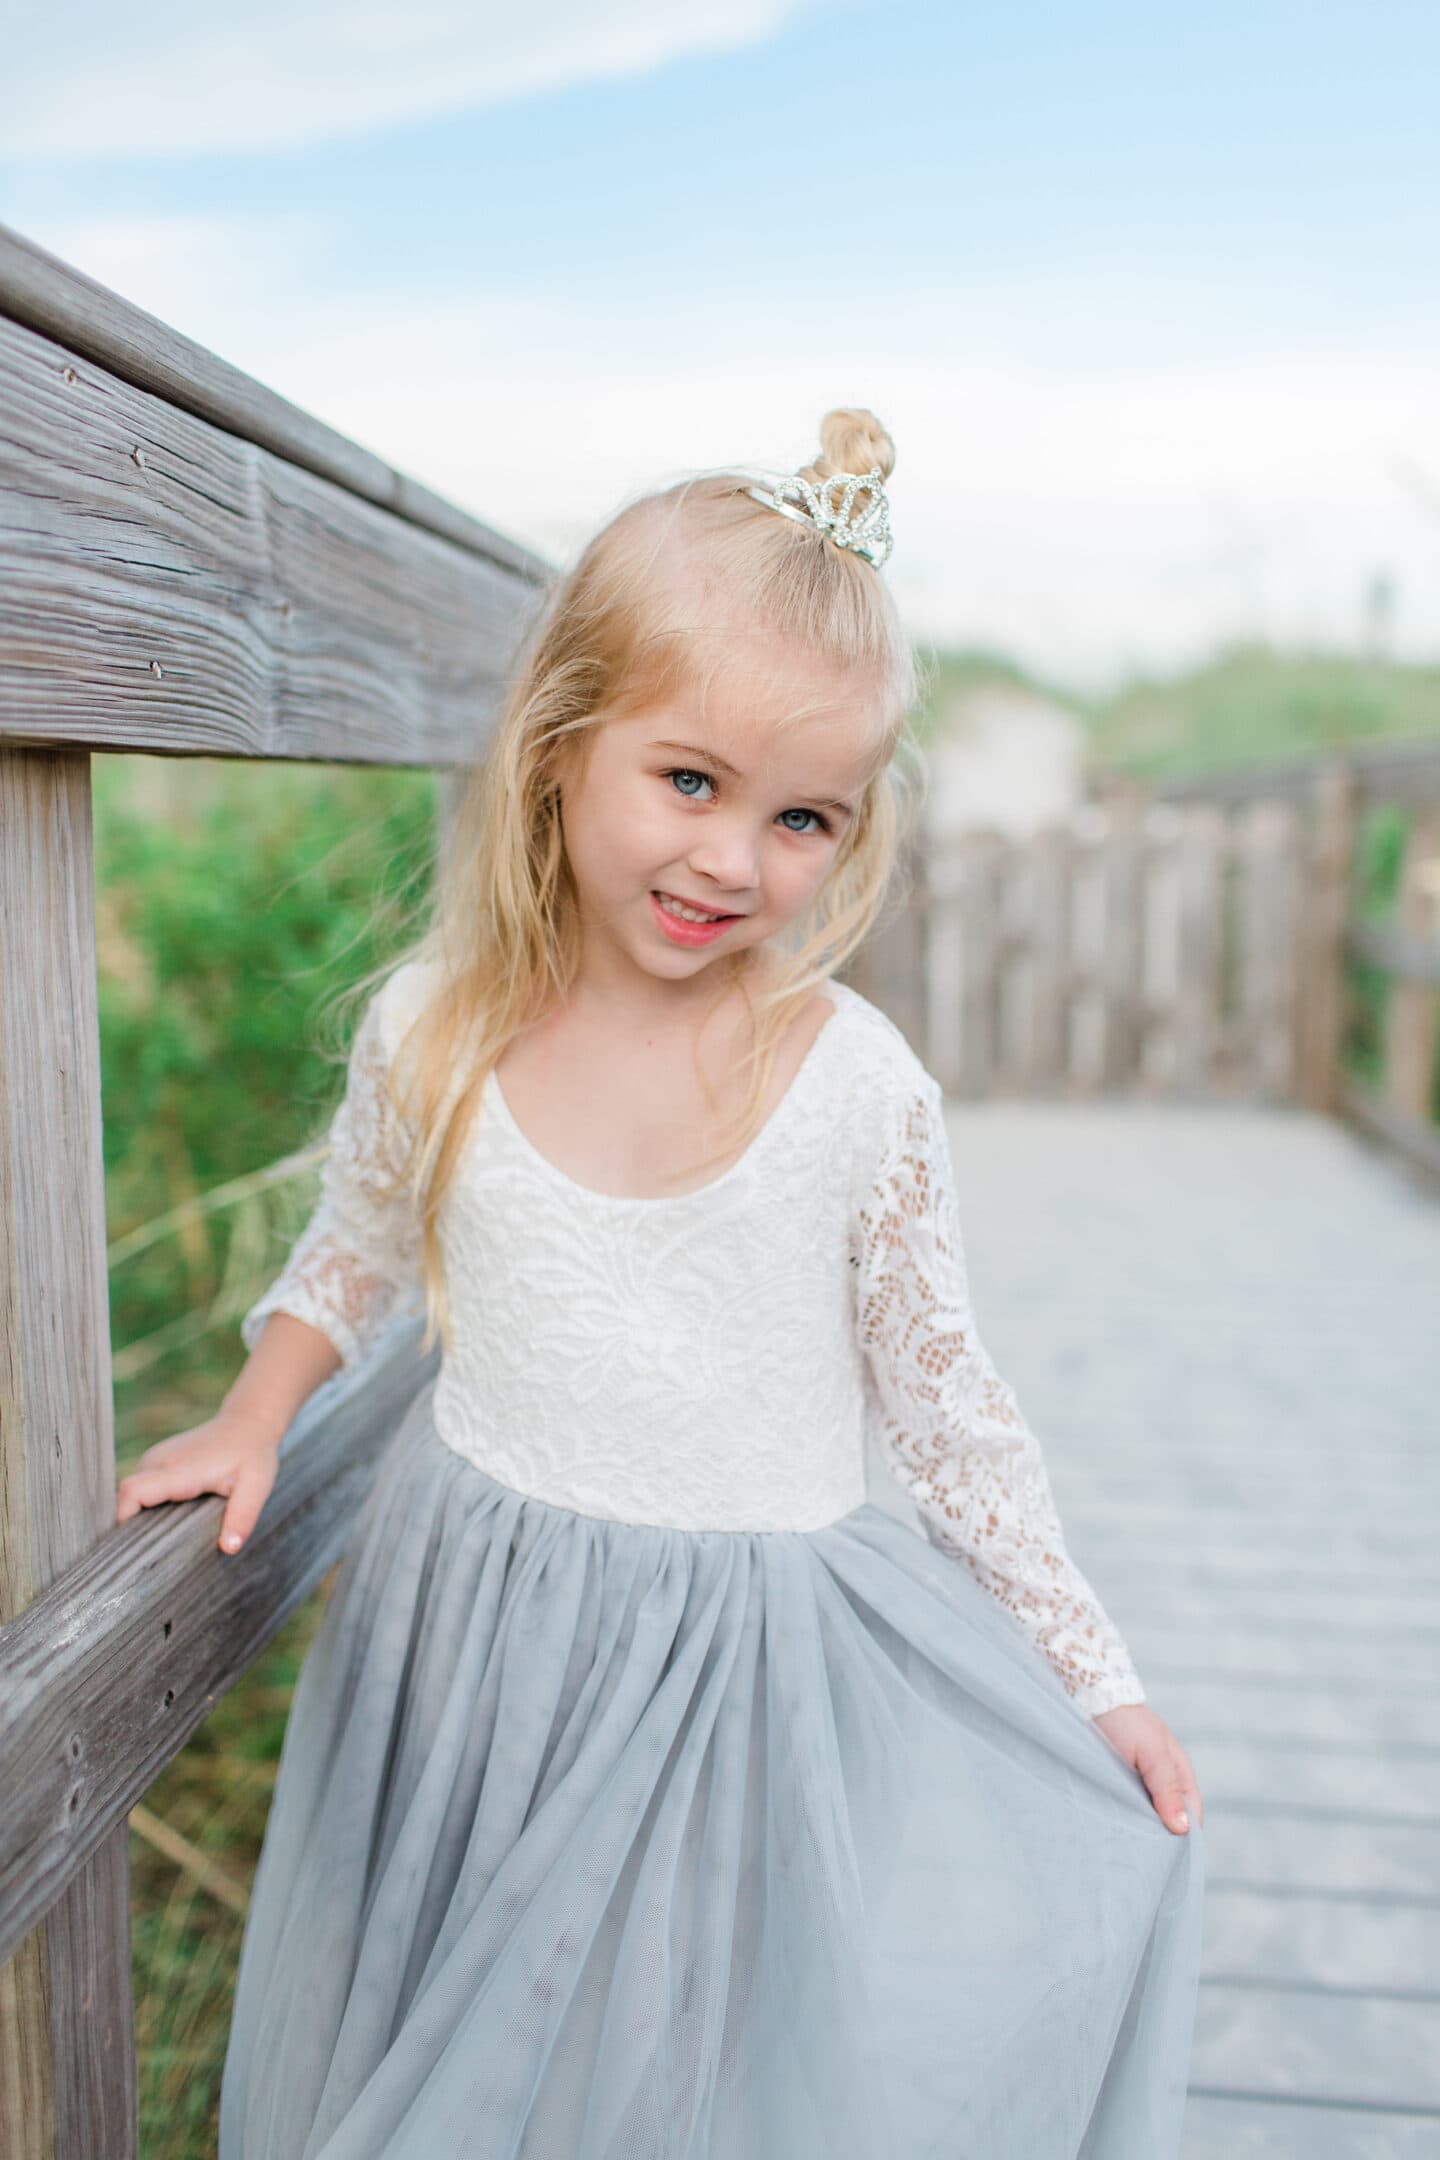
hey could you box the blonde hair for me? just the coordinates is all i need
[329,406,927,1360]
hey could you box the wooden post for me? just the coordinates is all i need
[1026,822,1073,1091]
[1238,800,1303,1099]
[0,749,138,2160]
[1096,785,1145,1089]
[1296,761,1358,1114]
[1171,804,1225,1097]
[955,832,1004,1099]
[1384,807,1440,1123]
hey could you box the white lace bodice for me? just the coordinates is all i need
[241,964,1145,1717]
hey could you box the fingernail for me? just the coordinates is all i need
[221,1532,241,1553]
[1176,1810,1189,1830]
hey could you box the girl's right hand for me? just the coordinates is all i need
[114,1413,283,1556]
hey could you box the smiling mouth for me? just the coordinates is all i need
[652,889,743,924]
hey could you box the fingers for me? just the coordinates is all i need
[1173,1745,1205,1828]
[115,1450,277,1556]
[115,1464,211,1524]
[1102,1707,1205,1835]
[1138,1744,1199,1835]
[218,1457,277,1557]
[1150,1772,1191,1834]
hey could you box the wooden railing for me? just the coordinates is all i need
[0,220,551,2159]
[851,742,1440,1184]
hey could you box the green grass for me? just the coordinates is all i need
[1082,642,1438,781]
[913,637,1440,783]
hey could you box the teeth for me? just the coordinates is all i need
[657,891,728,925]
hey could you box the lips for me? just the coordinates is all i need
[648,891,743,945]
[652,889,738,922]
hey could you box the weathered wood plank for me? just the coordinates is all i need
[1383,808,1440,1121]
[1171,804,1225,1094]
[1193,1808,1440,1899]
[0,221,546,586]
[1127,1677,1440,1750]
[1190,1984,1440,2113]
[1237,799,1303,1097]
[1074,1581,1440,1639]
[1024,820,1073,1088]
[942,1095,1440,2121]
[1183,2091,1440,2158]
[1096,788,1145,1086]
[0,1321,438,1970]
[1296,762,1359,1112]
[0,310,550,764]
[1149,733,1440,811]
[1128,1636,1440,1692]
[0,746,135,2159]
[1136,1734,1431,1819]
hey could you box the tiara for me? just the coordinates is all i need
[745,463,894,569]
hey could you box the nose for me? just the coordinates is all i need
[685,817,763,902]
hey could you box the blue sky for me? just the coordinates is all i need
[5,0,1439,684]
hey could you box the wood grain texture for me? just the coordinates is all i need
[1295,762,1357,1115]
[0,1320,439,1968]
[0,746,135,2157]
[0,310,551,764]
[0,220,548,586]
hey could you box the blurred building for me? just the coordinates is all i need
[923,682,1087,839]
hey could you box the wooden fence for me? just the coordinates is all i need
[0,220,551,2158]
[3,215,1440,2156]
[852,746,1440,1184]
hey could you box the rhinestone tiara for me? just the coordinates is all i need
[745,463,894,569]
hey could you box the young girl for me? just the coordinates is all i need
[116,408,1206,2159]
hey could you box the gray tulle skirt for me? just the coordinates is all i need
[218,1379,1205,2160]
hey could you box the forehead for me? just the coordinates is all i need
[615,642,884,789]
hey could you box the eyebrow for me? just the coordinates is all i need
[647,740,856,820]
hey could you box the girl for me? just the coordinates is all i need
[116,408,1206,2159]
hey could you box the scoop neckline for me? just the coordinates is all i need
[483,979,857,1209]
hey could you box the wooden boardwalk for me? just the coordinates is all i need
[937,1097,1440,2157]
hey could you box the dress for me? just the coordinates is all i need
[218,962,1205,2160]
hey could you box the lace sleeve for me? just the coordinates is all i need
[851,1073,1146,1719]
[239,985,425,1373]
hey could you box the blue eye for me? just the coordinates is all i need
[661,768,831,836]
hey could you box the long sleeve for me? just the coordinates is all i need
[851,1073,1145,1719]
[240,981,426,1373]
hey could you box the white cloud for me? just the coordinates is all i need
[19,208,1440,688]
[6,0,827,159]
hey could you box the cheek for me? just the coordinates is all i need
[765,839,834,910]
[564,771,655,882]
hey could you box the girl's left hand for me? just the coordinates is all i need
[1091,1704,1203,1836]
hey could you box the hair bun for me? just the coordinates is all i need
[813,407,895,486]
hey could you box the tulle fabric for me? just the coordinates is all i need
[219,1382,1204,2160]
